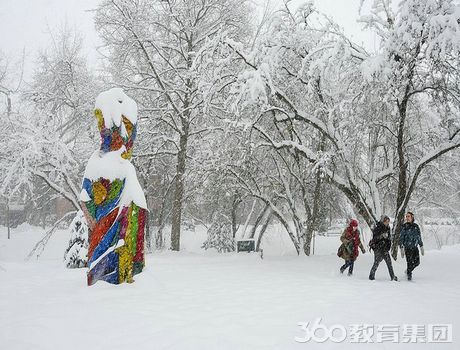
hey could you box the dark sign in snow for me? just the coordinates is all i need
[236,239,255,253]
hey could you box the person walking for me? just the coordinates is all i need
[399,212,424,281]
[338,219,366,276]
[369,215,398,281]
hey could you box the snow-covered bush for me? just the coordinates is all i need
[63,211,88,268]
[202,221,235,253]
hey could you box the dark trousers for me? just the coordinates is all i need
[369,251,395,279]
[340,260,354,274]
[405,247,420,277]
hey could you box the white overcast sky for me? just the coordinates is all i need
[0,0,377,76]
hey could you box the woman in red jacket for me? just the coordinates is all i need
[338,219,366,276]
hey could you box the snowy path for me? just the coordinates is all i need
[0,226,459,349]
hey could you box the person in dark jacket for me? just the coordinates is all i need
[369,215,398,281]
[399,212,424,281]
[338,219,366,276]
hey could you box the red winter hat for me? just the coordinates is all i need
[350,219,359,227]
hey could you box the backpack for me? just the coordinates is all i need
[337,244,344,258]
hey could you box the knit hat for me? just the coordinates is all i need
[350,219,359,227]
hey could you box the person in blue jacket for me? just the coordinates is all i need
[399,212,424,281]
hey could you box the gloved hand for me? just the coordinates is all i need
[420,246,424,256]
[400,247,405,258]
[361,247,366,254]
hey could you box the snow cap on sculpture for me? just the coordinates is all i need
[95,87,138,127]
[80,87,147,209]
[94,88,138,159]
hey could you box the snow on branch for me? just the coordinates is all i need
[401,137,460,213]
[26,211,78,261]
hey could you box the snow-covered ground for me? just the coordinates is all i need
[0,223,459,350]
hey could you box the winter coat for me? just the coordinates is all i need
[339,227,365,261]
[370,221,392,253]
[399,222,423,249]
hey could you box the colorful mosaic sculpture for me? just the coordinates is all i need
[80,88,147,286]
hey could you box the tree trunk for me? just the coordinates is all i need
[154,202,166,250]
[170,134,188,251]
[145,212,151,253]
[303,184,321,255]
[241,198,257,238]
[6,197,10,239]
[249,202,270,239]
[144,195,152,253]
[255,211,272,252]
[391,96,409,259]
[231,193,241,239]
[302,226,311,256]
[156,224,165,250]
[391,209,406,259]
[303,136,325,256]
[272,208,300,254]
[170,36,193,252]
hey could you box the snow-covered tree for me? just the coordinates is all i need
[1,28,99,215]
[359,0,460,258]
[226,0,460,257]
[95,0,251,250]
[202,220,235,253]
[63,210,88,268]
[0,51,25,204]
